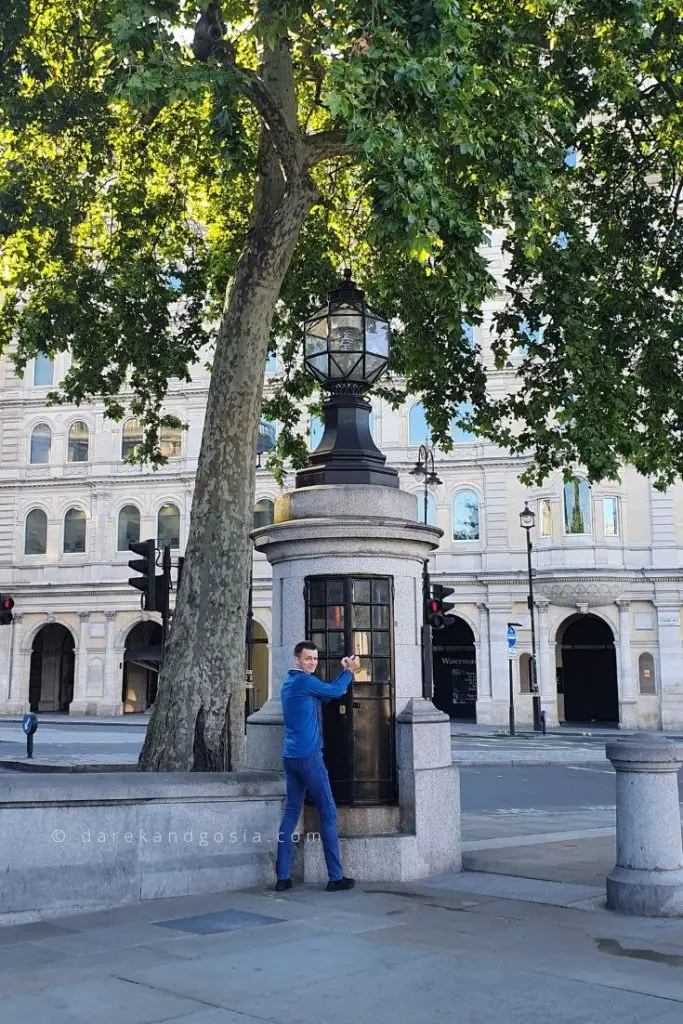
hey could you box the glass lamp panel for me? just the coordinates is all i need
[327,579,345,603]
[310,607,326,631]
[327,605,345,629]
[372,579,390,603]
[309,580,326,604]
[329,306,363,351]
[373,632,389,656]
[327,632,346,656]
[365,317,389,356]
[308,353,329,376]
[364,354,387,381]
[330,352,362,378]
[373,658,390,682]
[305,325,328,357]
[372,605,389,629]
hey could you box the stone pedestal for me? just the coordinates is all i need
[606,737,683,916]
[246,483,461,883]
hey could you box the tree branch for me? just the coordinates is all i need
[305,130,358,167]
[238,67,304,184]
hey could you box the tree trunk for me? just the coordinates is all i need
[138,183,314,771]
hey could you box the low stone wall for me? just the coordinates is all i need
[0,771,284,925]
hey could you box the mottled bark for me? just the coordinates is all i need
[138,37,318,771]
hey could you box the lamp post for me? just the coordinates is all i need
[297,268,396,488]
[410,444,442,524]
[520,501,542,732]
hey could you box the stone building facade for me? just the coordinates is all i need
[2,241,682,728]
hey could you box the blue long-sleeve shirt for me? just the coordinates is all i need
[280,668,352,758]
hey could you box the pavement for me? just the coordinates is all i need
[1,828,683,1023]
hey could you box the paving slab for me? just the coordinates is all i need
[464,834,617,887]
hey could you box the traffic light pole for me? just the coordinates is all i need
[421,561,434,701]
[161,545,172,663]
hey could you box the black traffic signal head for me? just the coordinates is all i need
[426,584,456,630]
[0,594,14,626]
[128,539,157,611]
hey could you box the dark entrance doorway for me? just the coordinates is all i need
[432,617,477,720]
[122,621,162,713]
[305,575,396,805]
[558,615,619,724]
[29,624,75,712]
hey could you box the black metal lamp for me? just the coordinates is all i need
[297,270,398,488]
[520,501,542,731]
[410,445,441,524]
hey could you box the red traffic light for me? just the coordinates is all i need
[1,597,14,611]
[427,599,441,613]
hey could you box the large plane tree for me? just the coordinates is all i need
[1,2,681,769]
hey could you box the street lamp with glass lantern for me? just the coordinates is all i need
[520,501,542,731]
[410,444,442,524]
[297,268,397,488]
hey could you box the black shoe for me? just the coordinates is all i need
[326,876,355,892]
[275,879,292,892]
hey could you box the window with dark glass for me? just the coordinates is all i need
[63,507,86,554]
[306,576,392,685]
[452,490,480,541]
[157,503,180,549]
[25,508,47,555]
[160,426,182,458]
[563,478,591,534]
[253,498,274,529]
[117,505,140,550]
[67,421,89,462]
[122,418,143,460]
[30,423,51,464]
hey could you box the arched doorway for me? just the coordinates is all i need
[29,624,75,712]
[432,617,477,720]
[122,622,162,713]
[557,614,619,724]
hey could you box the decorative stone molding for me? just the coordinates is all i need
[535,580,625,608]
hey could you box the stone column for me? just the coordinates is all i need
[474,602,491,723]
[536,599,557,726]
[656,603,683,730]
[479,601,512,726]
[616,600,637,729]
[606,737,683,916]
[69,613,90,715]
[4,615,28,714]
[99,611,123,715]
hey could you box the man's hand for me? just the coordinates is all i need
[341,655,361,673]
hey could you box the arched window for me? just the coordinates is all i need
[160,426,182,459]
[33,353,54,386]
[563,478,591,535]
[408,403,431,446]
[30,423,52,464]
[67,421,89,462]
[63,507,86,554]
[117,505,141,551]
[25,509,47,555]
[254,499,274,529]
[309,415,324,451]
[638,653,656,695]
[157,503,180,549]
[415,492,437,527]
[452,490,480,541]
[450,402,476,443]
[121,418,143,460]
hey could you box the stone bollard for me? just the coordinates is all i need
[606,737,683,916]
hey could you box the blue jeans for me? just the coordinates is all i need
[276,750,343,882]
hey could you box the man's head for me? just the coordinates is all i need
[294,641,319,674]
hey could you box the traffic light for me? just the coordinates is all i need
[0,595,14,626]
[128,539,158,611]
[425,584,456,630]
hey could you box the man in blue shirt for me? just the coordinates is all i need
[275,641,359,892]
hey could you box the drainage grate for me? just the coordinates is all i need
[154,908,285,935]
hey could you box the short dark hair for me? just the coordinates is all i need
[294,641,318,658]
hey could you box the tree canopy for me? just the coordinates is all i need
[2,1,682,485]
